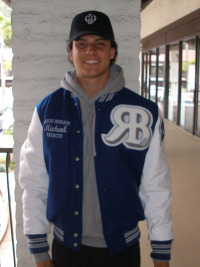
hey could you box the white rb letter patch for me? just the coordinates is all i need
[102,105,153,150]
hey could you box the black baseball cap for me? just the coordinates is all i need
[69,11,115,42]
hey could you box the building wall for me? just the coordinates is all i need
[11,0,141,265]
[141,0,200,39]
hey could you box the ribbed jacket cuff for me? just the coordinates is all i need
[150,240,172,261]
[27,234,49,254]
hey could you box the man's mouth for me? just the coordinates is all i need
[84,60,99,64]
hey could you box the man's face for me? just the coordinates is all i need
[69,35,116,83]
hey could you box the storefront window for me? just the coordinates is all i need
[141,34,200,138]
[168,43,179,124]
[142,53,147,97]
[197,38,200,136]
[157,46,165,116]
[149,49,157,102]
[197,89,200,136]
[145,53,150,99]
[180,39,196,133]
[148,47,165,117]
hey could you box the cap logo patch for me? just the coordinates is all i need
[85,13,97,24]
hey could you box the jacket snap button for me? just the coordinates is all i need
[74,211,79,216]
[75,184,80,189]
[75,157,79,162]
[74,233,78,238]
[73,243,78,247]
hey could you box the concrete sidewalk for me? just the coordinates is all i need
[140,119,200,267]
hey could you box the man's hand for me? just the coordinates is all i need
[36,259,53,267]
[154,262,169,267]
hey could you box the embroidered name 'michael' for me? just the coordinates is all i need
[44,119,71,139]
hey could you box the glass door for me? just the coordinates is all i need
[149,49,157,102]
[168,43,179,124]
[196,37,200,136]
[180,38,196,134]
[157,46,165,116]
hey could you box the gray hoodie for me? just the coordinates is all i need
[60,64,125,248]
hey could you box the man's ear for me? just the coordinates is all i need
[110,47,116,60]
[69,48,74,63]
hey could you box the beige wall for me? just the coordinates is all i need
[141,0,200,39]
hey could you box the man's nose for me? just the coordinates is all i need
[86,44,96,53]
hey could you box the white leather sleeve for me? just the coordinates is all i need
[139,113,174,241]
[19,108,50,235]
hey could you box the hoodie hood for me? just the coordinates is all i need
[60,64,125,102]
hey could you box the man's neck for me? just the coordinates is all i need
[77,75,109,99]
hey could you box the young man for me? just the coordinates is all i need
[19,11,173,267]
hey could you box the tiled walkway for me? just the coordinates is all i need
[140,119,200,266]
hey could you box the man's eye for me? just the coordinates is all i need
[96,42,105,46]
[76,42,86,47]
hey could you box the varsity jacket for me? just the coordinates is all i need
[19,74,173,262]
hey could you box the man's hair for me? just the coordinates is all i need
[66,39,118,66]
